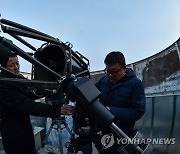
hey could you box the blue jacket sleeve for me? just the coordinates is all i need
[110,79,145,123]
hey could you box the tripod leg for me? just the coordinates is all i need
[62,121,72,138]
[42,121,55,146]
[57,122,64,154]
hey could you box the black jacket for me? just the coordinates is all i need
[0,72,61,154]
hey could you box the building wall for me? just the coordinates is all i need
[90,38,180,96]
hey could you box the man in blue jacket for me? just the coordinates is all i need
[96,51,145,153]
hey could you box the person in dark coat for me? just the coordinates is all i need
[0,44,74,154]
[95,51,145,154]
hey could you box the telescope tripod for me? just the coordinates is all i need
[43,117,72,154]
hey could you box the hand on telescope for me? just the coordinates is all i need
[61,104,75,115]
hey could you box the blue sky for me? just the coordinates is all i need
[1,0,180,72]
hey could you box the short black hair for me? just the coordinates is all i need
[0,44,17,67]
[104,51,126,67]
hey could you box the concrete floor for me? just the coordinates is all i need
[0,144,98,154]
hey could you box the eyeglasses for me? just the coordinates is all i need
[104,68,122,76]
